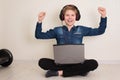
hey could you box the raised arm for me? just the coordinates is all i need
[35,12,56,39]
[84,7,107,36]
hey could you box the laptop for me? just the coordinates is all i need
[53,44,85,64]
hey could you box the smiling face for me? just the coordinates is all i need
[64,10,76,28]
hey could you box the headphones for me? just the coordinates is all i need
[59,4,81,21]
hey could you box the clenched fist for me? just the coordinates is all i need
[98,7,106,18]
[38,12,46,23]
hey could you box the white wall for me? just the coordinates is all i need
[1,0,120,63]
[0,0,4,47]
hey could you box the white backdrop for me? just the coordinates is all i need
[0,0,120,63]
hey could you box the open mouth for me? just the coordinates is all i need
[67,20,73,23]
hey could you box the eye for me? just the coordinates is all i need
[71,15,74,17]
[71,14,75,17]
[65,14,69,17]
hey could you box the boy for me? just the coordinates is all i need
[35,4,107,77]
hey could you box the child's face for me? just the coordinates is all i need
[64,10,76,27]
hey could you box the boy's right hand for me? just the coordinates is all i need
[38,12,46,23]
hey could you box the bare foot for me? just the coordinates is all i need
[58,70,63,76]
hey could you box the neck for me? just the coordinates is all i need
[66,25,73,31]
[68,27,72,31]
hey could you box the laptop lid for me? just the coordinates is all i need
[53,44,85,64]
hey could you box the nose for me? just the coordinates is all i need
[68,15,72,19]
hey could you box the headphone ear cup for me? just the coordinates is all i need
[59,10,64,21]
[75,7,81,21]
[76,11,81,21]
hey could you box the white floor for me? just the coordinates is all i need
[0,60,120,80]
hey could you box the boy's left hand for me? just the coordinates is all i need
[98,7,106,18]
